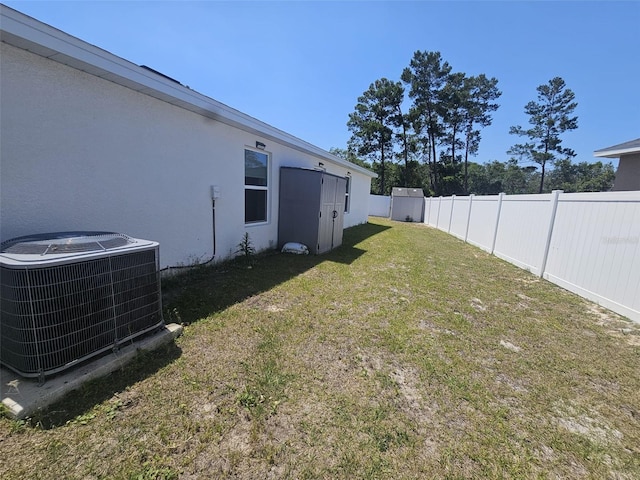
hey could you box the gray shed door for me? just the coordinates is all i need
[317,175,347,254]
[331,178,347,248]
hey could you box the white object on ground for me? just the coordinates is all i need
[281,242,309,255]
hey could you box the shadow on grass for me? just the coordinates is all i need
[29,341,182,429]
[20,222,389,427]
[162,221,391,326]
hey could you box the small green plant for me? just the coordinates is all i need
[238,388,260,409]
[236,232,256,266]
[104,400,123,420]
[130,463,178,480]
[72,411,97,426]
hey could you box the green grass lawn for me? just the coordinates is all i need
[1,217,639,479]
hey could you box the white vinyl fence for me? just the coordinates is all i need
[369,194,391,217]
[423,191,640,323]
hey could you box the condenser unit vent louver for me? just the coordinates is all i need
[0,232,164,379]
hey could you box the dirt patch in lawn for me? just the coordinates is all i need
[587,304,640,346]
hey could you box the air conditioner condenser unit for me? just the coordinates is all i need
[0,231,164,380]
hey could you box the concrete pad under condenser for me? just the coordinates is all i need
[1,323,183,420]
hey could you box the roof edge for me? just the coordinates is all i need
[594,138,640,159]
[594,147,640,159]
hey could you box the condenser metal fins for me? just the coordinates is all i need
[0,231,163,379]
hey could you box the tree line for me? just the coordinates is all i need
[338,50,614,196]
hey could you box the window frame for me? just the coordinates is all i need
[344,175,351,213]
[244,147,270,225]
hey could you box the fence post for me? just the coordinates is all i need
[448,195,456,233]
[464,194,474,243]
[425,197,430,224]
[436,196,442,228]
[539,190,562,278]
[491,192,505,254]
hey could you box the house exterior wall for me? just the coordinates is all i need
[0,43,372,268]
[613,153,640,191]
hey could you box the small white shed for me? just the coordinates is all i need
[390,188,425,222]
[0,5,376,268]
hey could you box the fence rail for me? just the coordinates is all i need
[372,191,640,323]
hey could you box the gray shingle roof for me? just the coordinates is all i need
[594,138,640,158]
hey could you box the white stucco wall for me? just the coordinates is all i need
[0,43,372,268]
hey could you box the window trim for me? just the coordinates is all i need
[344,175,351,213]
[244,147,270,225]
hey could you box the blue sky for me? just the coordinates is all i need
[5,1,639,168]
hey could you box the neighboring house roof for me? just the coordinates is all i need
[593,138,640,159]
[0,4,376,179]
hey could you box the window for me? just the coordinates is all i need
[344,175,351,213]
[245,149,269,223]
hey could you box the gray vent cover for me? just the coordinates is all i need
[1,231,134,255]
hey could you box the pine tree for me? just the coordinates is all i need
[348,78,404,195]
[401,51,451,194]
[461,74,501,194]
[508,77,578,193]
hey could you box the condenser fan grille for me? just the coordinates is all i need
[0,232,163,379]
[1,231,133,255]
